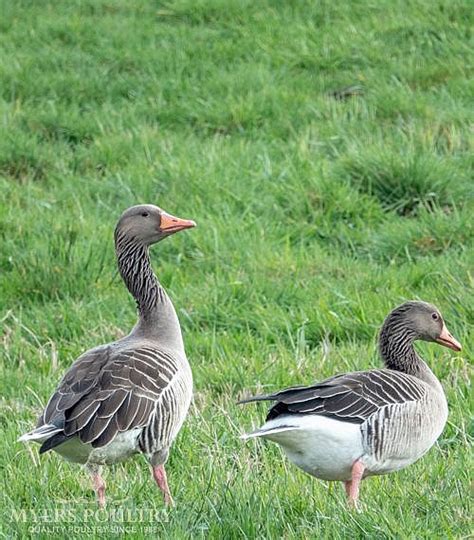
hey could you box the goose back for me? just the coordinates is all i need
[37,341,192,461]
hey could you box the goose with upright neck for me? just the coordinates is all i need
[240,301,461,508]
[19,204,196,507]
[114,206,190,349]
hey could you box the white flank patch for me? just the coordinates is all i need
[54,428,143,465]
[243,414,364,482]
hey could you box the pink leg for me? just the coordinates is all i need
[346,460,365,508]
[152,464,174,506]
[344,480,352,498]
[91,470,106,509]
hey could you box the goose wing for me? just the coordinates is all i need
[38,345,181,452]
[240,369,427,424]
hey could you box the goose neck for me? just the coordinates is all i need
[114,232,184,352]
[379,324,419,373]
[379,324,442,390]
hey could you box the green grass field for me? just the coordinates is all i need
[1,0,473,537]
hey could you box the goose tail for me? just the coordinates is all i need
[18,424,62,444]
[240,424,299,440]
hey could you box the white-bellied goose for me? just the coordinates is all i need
[240,301,461,507]
[19,204,196,507]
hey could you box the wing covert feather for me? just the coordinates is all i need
[250,369,428,423]
[39,345,180,449]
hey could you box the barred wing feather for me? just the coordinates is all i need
[241,369,427,424]
[38,346,181,452]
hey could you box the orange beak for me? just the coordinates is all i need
[435,323,462,352]
[159,211,196,234]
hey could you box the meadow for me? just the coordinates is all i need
[0,0,473,537]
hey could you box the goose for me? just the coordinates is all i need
[19,204,196,507]
[240,301,461,507]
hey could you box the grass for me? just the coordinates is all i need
[0,0,473,537]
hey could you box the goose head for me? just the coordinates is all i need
[384,301,462,352]
[115,204,196,246]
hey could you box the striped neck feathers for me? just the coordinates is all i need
[115,230,166,317]
[378,310,424,377]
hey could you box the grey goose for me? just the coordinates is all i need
[240,301,461,507]
[19,204,196,507]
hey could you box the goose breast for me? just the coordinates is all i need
[360,389,448,475]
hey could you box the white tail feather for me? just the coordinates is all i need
[18,424,62,443]
[241,425,299,440]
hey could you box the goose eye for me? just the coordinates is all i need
[141,212,149,217]
[431,313,439,321]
